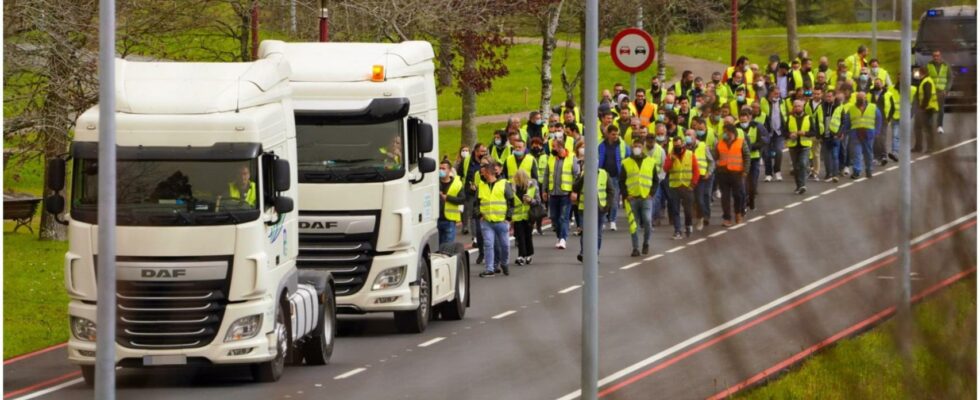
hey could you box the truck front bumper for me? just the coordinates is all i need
[336,250,421,313]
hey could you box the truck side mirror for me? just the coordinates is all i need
[417,123,433,154]
[45,194,65,215]
[274,159,291,191]
[47,159,66,192]
[274,196,294,214]
[419,157,436,174]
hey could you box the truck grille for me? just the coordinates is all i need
[297,236,374,296]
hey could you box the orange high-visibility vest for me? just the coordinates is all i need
[717,137,745,173]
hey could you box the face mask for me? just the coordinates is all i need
[461,151,470,159]
[657,114,665,122]
[555,132,564,141]
[656,134,667,143]
[711,115,721,122]
[712,79,720,85]
[632,147,643,157]
[684,136,693,146]
[439,170,448,178]
[856,100,866,107]
[756,82,764,88]
[665,104,674,111]
[652,84,660,90]
[736,95,745,102]
[696,130,706,139]
[494,139,503,146]
[535,120,544,126]
[744,66,751,72]
[871,68,878,75]
[530,147,542,155]
[740,122,750,129]
[673,146,683,155]
[513,150,525,158]
[819,64,828,72]
[859,74,869,82]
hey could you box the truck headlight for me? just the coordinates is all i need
[71,317,97,342]
[224,314,262,342]
[372,265,406,291]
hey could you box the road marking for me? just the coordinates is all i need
[873,171,885,176]
[730,223,747,230]
[854,177,867,182]
[785,201,802,208]
[916,154,930,161]
[644,254,663,261]
[558,285,581,294]
[708,230,728,238]
[687,238,706,245]
[665,246,685,253]
[417,337,445,348]
[749,216,765,222]
[334,368,366,380]
[933,137,977,154]
[766,209,784,216]
[821,188,837,195]
[886,165,899,171]
[620,262,641,270]
[803,195,819,202]
[556,212,977,400]
[839,182,854,188]
[492,310,517,319]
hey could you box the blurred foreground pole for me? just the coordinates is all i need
[630,5,643,97]
[730,0,738,65]
[897,0,912,357]
[95,0,118,398]
[581,0,599,398]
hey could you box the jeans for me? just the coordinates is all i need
[480,220,510,272]
[694,176,712,220]
[788,146,810,189]
[821,137,841,178]
[849,131,874,176]
[873,121,888,160]
[717,172,744,220]
[548,195,571,240]
[606,176,620,222]
[461,193,476,232]
[513,220,534,257]
[667,187,694,234]
[653,180,669,220]
[764,135,785,176]
[628,197,653,250]
[438,220,456,245]
[746,158,761,210]
[890,120,900,153]
[578,212,606,256]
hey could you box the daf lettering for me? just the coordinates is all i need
[141,269,187,279]
[299,221,339,230]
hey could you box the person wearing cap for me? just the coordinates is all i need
[842,91,881,179]
[663,135,700,239]
[475,160,514,277]
[785,99,815,194]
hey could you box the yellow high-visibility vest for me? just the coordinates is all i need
[918,76,939,111]
[578,169,608,211]
[228,182,257,206]
[443,176,464,222]
[622,156,656,198]
[512,183,536,222]
[547,156,574,192]
[786,114,812,148]
[927,63,949,91]
[668,150,695,188]
[849,104,878,130]
[505,154,535,179]
[478,179,509,223]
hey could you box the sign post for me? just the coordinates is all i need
[610,28,656,98]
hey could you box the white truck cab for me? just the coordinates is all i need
[259,40,470,333]
[45,56,336,383]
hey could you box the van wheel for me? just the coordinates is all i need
[394,258,431,333]
[438,255,467,320]
[80,365,95,386]
[302,283,336,365]
[253,302,288,382]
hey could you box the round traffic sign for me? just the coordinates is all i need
[610,28,655,73]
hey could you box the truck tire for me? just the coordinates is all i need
[437,255,468,320]
[252,302,288,382]
[301,283,335,365]
[394,258,431,333]
[80,365,95,386]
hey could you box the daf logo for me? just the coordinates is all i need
[299,221,339,230]
[141,269,187,279]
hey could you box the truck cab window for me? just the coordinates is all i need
[295,116,406,183]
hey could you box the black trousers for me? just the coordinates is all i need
[513,220,534,257]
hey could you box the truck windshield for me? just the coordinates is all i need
[917,18,976,50]
[70,158,262,226]
[295,117,405,183]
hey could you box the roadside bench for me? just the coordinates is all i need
[4,193,42,234]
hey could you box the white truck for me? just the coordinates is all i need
[44,56,336,383]
[258,40,470,333]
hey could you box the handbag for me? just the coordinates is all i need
[529,203,547,221]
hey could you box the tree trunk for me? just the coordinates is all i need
[240,8,251,61]
[436,37,455,89]
[460,53,478,148]
[657,34,667,80]
[786,0,800,61]
[539,0,563,118]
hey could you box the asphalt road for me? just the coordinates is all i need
[5,113,976,400]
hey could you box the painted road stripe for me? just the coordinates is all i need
[803,195,819,202]
[730,223,747,230]
[558,285,581,294]
[687,238,706,245]
[886,165,899,171]
[418,337,445,348]
[620,262,641,270]
[933,137,977,154]
[492,310,517,319]
[334,368,367,380]
[749,216,765,222]
[855,177,867,182]
[556,212,977,400]
[785,201,802,208]
[839,182,854,188]
[767,209,784,216]
[665,246,685,253]
[644,254,663,261]
[821,188,837,195]
[916,154,930,161]
[11,378,84,400]
[708,230,727,238]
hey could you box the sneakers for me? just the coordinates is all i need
[775,172,783,181]
[672,232,683,240]
[842,166,851,177]
[695,219,704,231]
[832,176,839,183]
[888,152,899,162]
[702,217,710,227]
[525,256,533,265]
[479,271,496,278]
[764,175,773,182]
[938,126,945,135]
[794,186,807,194]
[879,158,888,167]
[735,213,744,224]
[866,171,873,179]
[609,222,618,231]
[685,226,692,237]
[515,257,525,266]
[494,267,502,274]
[714,189,722,199]
[642,243,650,255]
[631,249,641,257]
[501,265,510,276]
[851,173,860,180]
[722,219,733,227]
[556,239,566,249]
[574,228,582,236]
[577,254,583,262]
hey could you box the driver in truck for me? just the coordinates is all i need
[228,164,257,206]
[380,133,403,170]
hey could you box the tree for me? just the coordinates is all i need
[786,0,800,61]
[534,0,565,118]
[640,0,725,80]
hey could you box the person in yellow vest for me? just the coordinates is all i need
[728,86,750,118]
[672,70,695,104]
[785,100,815,194]
[620,137,658,256]
[476,160,514,278]
[528,137,549,234]
[503,139,538,181]
[844,45,868,80]
[438,160,466,245]
[510,169,539,266]
[560,99,582,124]
[686,128,715,231]
[227,164,257,207]
[725,56,753,85]
[546,122,573,155]
[616,107,634,142]
[914,65,940,153]
[506,116,529,143]
[804,86,824,180]
[633,88,658,127]
[542,137,578,249]
[736,107,770,212]
[488,129,511,164]
[712,124,750,226]
[663,135,701,239]
[571,163,614,263]
[869,78,891,166]
[843,91,881,179]
[883,74,903,162]
[927,50,953,134]
[868,58,892,87]
[822,89,845,183]
[379,133,403,171]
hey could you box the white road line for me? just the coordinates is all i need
[708,230,727,238]
[886,165,898,171]
[687,238,706,245]
[729,223,747,230]
[620,262,642,270]
[559,285,582,294]
[12,378,85,400]
[665,246,685,253]
[767,208,784,216]
[418,337,446,347]
[643,254,663,261]
[821,188,837,195]
[492,310,517,319]
[334,368,367,380]
[785,201,802,208]
[749,216,765,222]
[803,195,819,202]
[855,177,867,182]
[916,154,930,161]
[556,211,977,400]
[839,182,854,188]
[933,138,977,154]
[873,171,885,176]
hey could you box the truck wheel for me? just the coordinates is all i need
[394,258,431,333]
[252,302,288,382]
[80,365,95,386]
[438,255,467,320]
[301,283,335,365]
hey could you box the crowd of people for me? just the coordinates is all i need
[437,45,954,277]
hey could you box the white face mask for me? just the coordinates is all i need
[555,132,564,140]
[632,147,643,156]
[461,151,470,159]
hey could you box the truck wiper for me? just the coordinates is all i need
[344,169,385,182]
[197,211,241,224]
[303,172,336,182]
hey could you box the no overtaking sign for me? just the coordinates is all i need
[610,28,655,73]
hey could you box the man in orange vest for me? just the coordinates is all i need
[712,124,750,227]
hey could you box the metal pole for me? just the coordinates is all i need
[897,0,912,358]
[319,7,330,42]
[872,0,879,58]
[731,0,738,66]
[582,0,599,398]
[630,5,643,97]
[95,0,117,398]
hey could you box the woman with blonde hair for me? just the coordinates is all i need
[511,169,539,266]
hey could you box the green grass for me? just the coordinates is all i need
[438,123,502,160]
[739,278,976,399]
[3,221,70,359]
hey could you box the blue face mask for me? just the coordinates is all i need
[535,119,545,126]
[665,104,674,111]
[494,139,503,146]
[513,150,525,158]
[657,114,665,122]
[439,170,448,178]
[737,95,745,102]
[684,136,693,145]
[695,130,706,139]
